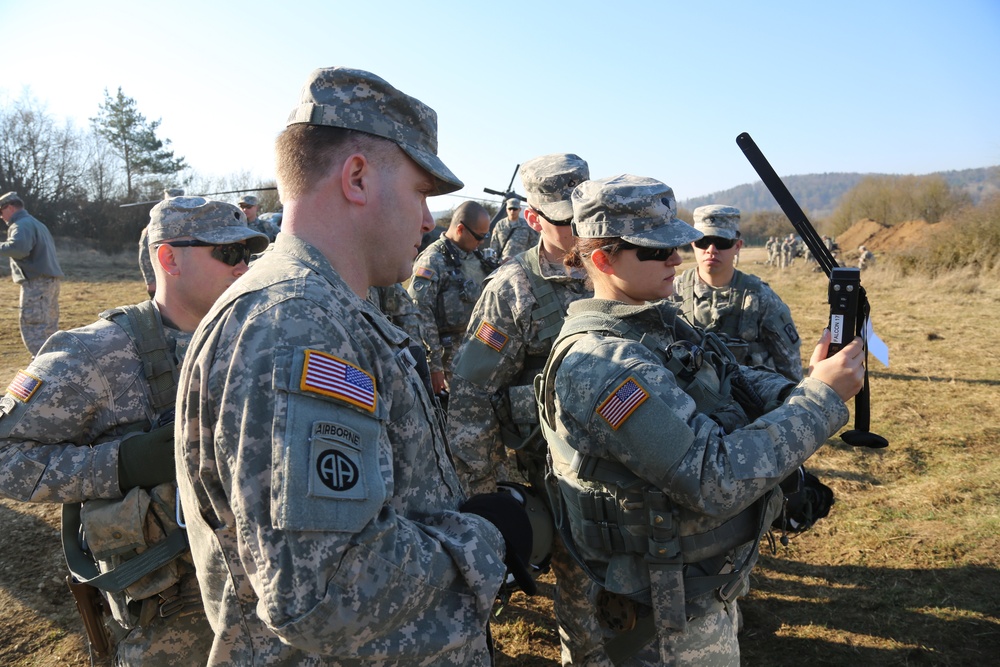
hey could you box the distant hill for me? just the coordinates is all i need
[682,166,1000,219]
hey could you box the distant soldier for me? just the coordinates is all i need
[765,235,779,266]
[489,196,539,263]
[0,191,64,356]
[408,201,494,394]
[858,244,876,270]
[780,233,796,268]
[0,196,267,664]
[238,194,279,243]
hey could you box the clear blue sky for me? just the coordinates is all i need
[4,0,998,209]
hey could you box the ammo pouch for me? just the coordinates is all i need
[492,383,543,454]
[65,482,190,629]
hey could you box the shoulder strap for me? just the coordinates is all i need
[514,247,566,345]
[100,301,178,415]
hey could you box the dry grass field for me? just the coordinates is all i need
[0,240,997,665]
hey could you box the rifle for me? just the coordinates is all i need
[736,132,888,449]
[65,575,112,659]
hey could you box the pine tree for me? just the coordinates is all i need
[90,87,186,198]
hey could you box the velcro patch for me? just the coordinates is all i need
[474,321,509,352]
[784,322,800,344]
[7,370,42,403]
[300,351,377,413]
[414,266,435,280]
[310,422,367,500]
[597,377,649,430]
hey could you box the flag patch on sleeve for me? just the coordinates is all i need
[7,370,42,403]
[414,266,435,280]
[474,321,508,352]
[300,351,377,413]
[597,377,648,430]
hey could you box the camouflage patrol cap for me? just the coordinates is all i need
[286,67,463,195]
[238,194,259,207]
[147,197,269,253]
[571,175,702,248]
[519,153,589,221]
[693,205,740,240]
[0,191,23,207]
[163,188,185,199]
[505,197,521,210]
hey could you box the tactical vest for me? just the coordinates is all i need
[674,270,771,365]
[490,247,572,466]
[536,308,779,661]
[62,301,193,630]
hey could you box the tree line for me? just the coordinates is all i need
[0,88,274,254]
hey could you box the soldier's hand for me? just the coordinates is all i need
[807,330,865,402]
[117,423,176,492]
[431,371,447,394]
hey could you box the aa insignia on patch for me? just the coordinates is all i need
[7,370,42,403]
[597,377,648,430]
[414,266,435,280]
[301,351,377,413]
[474,321,508,352]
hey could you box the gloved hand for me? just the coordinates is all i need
[460,492,536,594]
[117,423,176,492]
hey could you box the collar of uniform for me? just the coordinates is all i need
[567,297,662,322]
[533,243,588,283]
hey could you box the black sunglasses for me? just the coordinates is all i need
[693,236,738,251]
[617,241,678,262]
[164,240,253,266]
[540,213,573,227]
[463,225,487,242]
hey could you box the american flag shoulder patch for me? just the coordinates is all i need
[597,377,649,430]
[300,350,377,413]
[7,370,43,403]
[414,266,435,280]
[474,321,509,352]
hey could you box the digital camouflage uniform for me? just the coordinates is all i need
[0,302,213,665]
[368,282,426,347]
[407,235,489,377]
[138,226,156,291]
[0,198,63,356]
[540,299,848,666]
[449,152,611,666]
[536,175,850,666]
[489,214,539,263]
[176,233,507,666]
[672,269,802,381]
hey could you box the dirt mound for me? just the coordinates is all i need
[836,218,939,255]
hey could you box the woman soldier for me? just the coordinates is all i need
[536,175,865,666]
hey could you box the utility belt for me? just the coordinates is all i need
[62,482,200,633]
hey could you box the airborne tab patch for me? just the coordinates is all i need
[474,321,509,352]
[597,377,649,430]
[7,370,42,403]
[301,351,377,412]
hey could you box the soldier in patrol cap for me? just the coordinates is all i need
[408,200,493,394]
[138,188,186,297]
[0,191,64,356]
[175,67,531,666]
[449,153,611,665]
[672,204,803,382]
[489,195,539,263]
[536,174,865,665]
[238,194,280,242]
[0,196,266,664]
